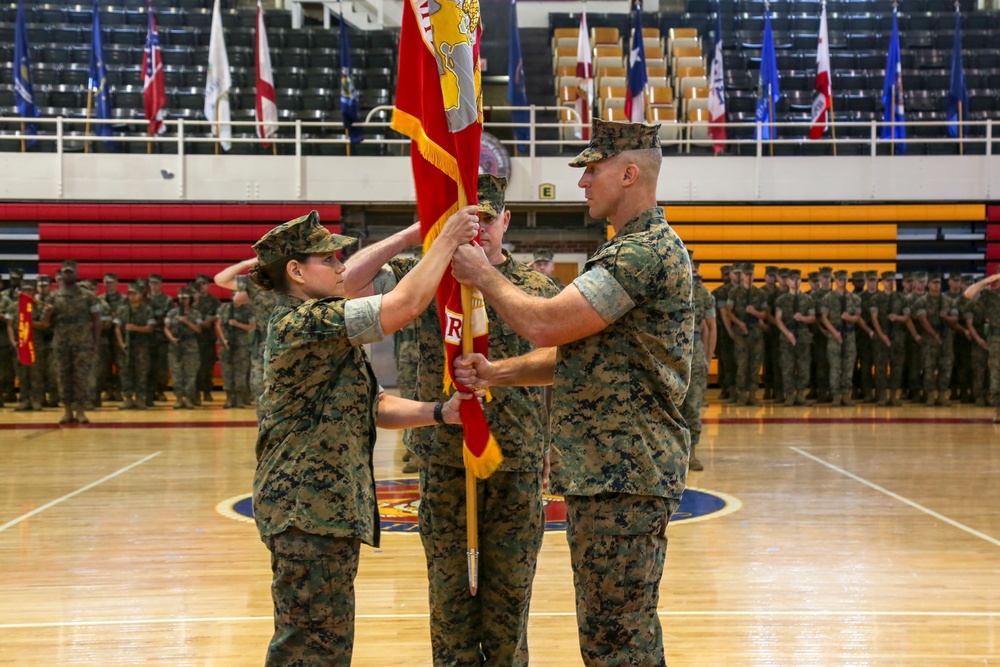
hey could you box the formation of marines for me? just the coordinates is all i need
[1,265,254,417]
[712,264,1000,422]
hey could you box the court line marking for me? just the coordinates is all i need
[2,609,999,629]
[0,452,162,534]
[791,446,1000,548]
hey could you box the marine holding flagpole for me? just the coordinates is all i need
[452,117,694,667]
[250,208,478,667]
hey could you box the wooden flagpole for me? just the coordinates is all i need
[20,121,25,153]
[457,177,479,597]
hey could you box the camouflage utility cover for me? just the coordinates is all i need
[568,118,661,167]
[253,210,356,265]
[477,174,508,218]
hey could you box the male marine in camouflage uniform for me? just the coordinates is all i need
[760,265,782,401]
[727,262,768,405]
[451,119,694,667]
[165,288,203,409]
[192,275,219,403]
[870,271,907,406]
[857,270,881,402]
[680,267,715,470]
[98,272,126,402]
[965,273,1000,421]
[914,273,958,406]
[216,294,255,408]
[905,271,928,402]
[146,274,173,403]
[114,281,156,410]
[809,267,834,402]
[5,279,51,410]
[36,275,59,406]
[820,270,872,406]
[947,273,972,402]
[963,278,990,406]
[0,267,25,403]
[773,269,814,406]
[713,265,737,400]
[50,262,101,423]
[345,174,559,666]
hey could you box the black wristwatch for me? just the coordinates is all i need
[433,402,446,425]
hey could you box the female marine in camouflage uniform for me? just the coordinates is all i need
[251,208,477,667]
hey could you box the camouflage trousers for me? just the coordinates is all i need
[763,328,782,396]
[14,355,45,406]
[953,334,972,394]
[0,341,15,399]
[98,332,120,397]
[716,325,735,391]
[418,462,545,667]
[220,343,251,396]
[921,335,954,393]
[778,334,812,392]
[264,530,361,667]
[680,339,707,446]
[732,328,763,392]
[148,333,169,396]
[884,332,909,391]
[811,329,830,394]
[971,341,989,402]
[119,340,151,402]
[168,338,200,400]
[196,333,218,393]
[827,332,857,395]
[857,328,874,395]
[54,337,95,409]
[564,493,671,667]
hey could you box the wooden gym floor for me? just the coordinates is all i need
[0,394,997,666]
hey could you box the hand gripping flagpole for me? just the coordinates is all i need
[457,178,479,596]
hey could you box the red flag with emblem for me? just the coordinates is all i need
[17,293,36,365]
[391,0,501,478]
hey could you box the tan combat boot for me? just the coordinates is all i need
[842,393,856,407]
[830,393,843,407]
[875,389,887,406]
[783,391,797,407]
[746,390,759,406]
[926,391,938,406]
[889,389,902,406]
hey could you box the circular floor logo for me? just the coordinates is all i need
[218,479,741,530]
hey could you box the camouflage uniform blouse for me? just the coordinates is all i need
[379,251,560,472]
[976,288,1000,335]
[870,289,909,337]
[113,301,156,342]
[693,283,716,333]
[240,276,279,340]
[913,293,959,340]
[253,293,387,547]
[164,306,204,340]
[50,286,100,346]
[820,290,861,335]
[774,291,815,343]
[549,206,693,506]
